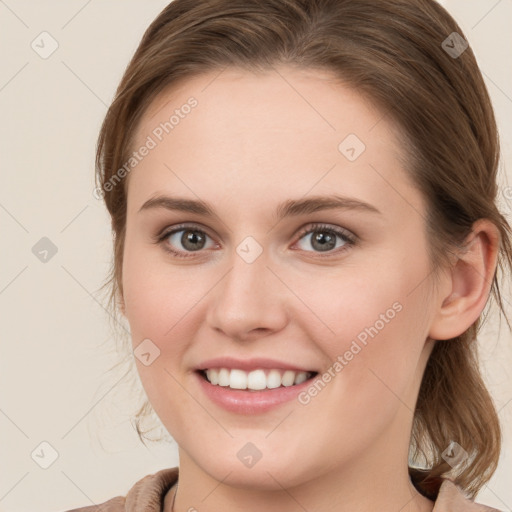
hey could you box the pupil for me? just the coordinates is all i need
[182,230,205,251]
[313,231,335,251]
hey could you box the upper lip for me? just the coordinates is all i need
[196,357,316,373]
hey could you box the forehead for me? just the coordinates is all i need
[137,66,395,147]
[127,66,423,220]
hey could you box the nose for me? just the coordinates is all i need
[206,246,288,342]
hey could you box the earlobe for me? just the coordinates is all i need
[428,219,500,341]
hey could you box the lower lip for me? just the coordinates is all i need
[195,371,317,414]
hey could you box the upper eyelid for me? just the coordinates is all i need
[296,223,354,238]
[158,222,217,241]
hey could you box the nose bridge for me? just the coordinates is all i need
[207,240,287,338]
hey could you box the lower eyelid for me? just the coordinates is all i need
[292,234,355,256]
[159,229,216,251]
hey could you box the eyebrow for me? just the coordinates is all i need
[139,194,381,220]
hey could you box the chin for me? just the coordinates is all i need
[182,437,327,492]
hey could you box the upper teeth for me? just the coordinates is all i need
[204,368,313,390]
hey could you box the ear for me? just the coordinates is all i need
[428,219,500,341]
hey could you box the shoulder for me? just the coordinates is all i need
[434,479,502,512]
[60,466,179,512]
[62,496,125,512]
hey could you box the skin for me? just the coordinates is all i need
[119,66,500,512]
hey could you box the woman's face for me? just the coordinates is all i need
[121,66,443,488]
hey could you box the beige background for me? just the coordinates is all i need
[1,1,511,511]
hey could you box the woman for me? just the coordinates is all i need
[68,0,511,510]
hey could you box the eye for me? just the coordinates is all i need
[293,223,356,256]
[155,222,357,259]
[156,224,217,258]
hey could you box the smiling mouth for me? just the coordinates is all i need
[197,368,318,391]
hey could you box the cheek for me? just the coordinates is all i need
[292,254,432,400]
[121,246,207,432]
[122,236,209,340]
[289,259,425,347]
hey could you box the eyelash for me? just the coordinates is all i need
[154,223,357,259]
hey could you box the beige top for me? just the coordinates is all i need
[63,466,502,512]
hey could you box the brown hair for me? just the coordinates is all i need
[95,0,512,500]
